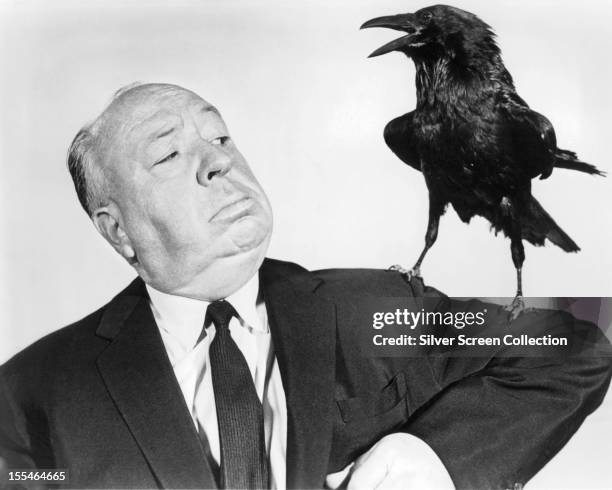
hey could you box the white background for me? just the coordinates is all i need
[1,1,611,487]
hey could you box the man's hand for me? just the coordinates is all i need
[325,433,454,489]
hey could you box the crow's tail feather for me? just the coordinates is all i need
[554,149,605,176]
[522,197,580,252]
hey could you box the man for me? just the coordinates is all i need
[0,83,610,490]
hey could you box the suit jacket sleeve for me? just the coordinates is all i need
[0,367,38,475]
[402,287,612,489]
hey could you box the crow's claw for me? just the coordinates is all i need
[504,296,525,321]
[388,264,421,282]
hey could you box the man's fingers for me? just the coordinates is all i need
[325,462,354,489]
[346,445,389,490]
[343,434,455,490]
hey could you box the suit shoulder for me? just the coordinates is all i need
[0,277,145,383]
[263,258,444,300]
[0,306,106,381]
[312,267,422,297]
[2,276,145,373]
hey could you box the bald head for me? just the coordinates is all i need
[67,82,273,300]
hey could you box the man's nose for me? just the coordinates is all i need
[196,143,233,186]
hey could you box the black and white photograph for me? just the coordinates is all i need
[1,0,611,488]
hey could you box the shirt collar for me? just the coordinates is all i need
[146,273,266,351]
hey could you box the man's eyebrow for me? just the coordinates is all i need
[154,105,218,137]
[153,126,176,139]
[125,109,181,138]
[199,104,220,116]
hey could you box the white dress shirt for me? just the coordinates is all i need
[147,274,287,489]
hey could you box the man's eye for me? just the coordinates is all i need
[154,151,179,165]
[210,136,230,146]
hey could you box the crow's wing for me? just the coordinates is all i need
[501,94,557,180]
[383,111,421,172]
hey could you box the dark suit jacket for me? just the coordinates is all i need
[1,258,611,489]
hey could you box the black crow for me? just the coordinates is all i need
[361,4,604,315]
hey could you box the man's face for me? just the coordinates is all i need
[97,85,273,299]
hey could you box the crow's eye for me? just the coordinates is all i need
[155,151,179,165]
[211,136,230,146]
[419,11,433,22]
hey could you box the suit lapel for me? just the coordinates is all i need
[96,280,217,489]
[261,259,337,489]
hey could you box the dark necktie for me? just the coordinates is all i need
[205,300,269,489]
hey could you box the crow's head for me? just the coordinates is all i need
[361,4,497,61]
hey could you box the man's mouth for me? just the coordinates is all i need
[210,196,254,223]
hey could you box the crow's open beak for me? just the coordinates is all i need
[360,13,418,58]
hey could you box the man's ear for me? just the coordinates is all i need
[92,204,137,264]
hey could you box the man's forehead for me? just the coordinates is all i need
[105,85,220,132]
[127,103,221,140]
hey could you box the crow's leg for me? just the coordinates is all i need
[504,220,526,320]
[411,196,445,276]
[390,196,444,279]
